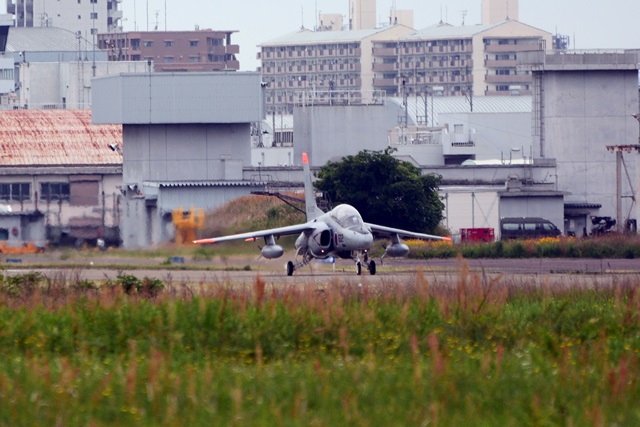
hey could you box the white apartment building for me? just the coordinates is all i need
[258,25,414,114]
[6,0,123,35]
[372,20,552,97]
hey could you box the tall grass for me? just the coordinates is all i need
[0,268,639,425]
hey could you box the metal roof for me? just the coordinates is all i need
[403,21,504,40]
[0,110,122,166]
[260,25,410,46]
[5,26,97,52]
[389,95,532,125]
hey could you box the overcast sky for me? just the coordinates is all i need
[121,0,640,71]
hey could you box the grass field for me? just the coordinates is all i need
[1,265,639,426]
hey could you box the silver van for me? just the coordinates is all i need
[500,217,561,240]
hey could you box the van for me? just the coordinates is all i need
[500,217,561,240]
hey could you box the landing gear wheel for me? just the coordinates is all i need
[356,261,362,276]
[368,260,376,275]
[286,261,295,276]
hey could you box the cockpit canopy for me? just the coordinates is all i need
[331,204,365,230]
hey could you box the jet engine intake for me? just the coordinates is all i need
[308,223,333,258]
[261,244,284,259]
[384,242,409,258]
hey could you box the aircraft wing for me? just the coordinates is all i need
[365,223,451,241]
[193,223,314,245]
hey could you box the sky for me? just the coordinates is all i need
[120,0,640,71]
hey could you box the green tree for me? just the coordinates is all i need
[315,149,444,233]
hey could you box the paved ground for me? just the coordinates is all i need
[4,252,640,287]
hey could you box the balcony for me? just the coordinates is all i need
[208,46,226,55]
[485,89,533,96]
[485,59,517,67]
[485,44,542,53]
[226,45,240,55]
[484,74,532,84]
[372,47,397,56]
[373,78,396,87]
[373,62,396,72]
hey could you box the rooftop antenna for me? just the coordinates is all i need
[506,0,510,20]
[154,10,159,30]
[165,0,167,30]
[301,5,304,29]
[460,9,467,26]
[439,4,443,24]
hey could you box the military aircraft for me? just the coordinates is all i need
[194,152,450,275]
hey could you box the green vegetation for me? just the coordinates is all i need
[315,148,445,234]
[406,235,640,259]
[0,269,638,425]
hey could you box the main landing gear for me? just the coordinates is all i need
[286,249,313,276]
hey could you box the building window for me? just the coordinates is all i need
[189,56,200,63]
[1,68,13,79]
[164,40,173,47]
[40,182,70,201]
[189,40,199,47]
[163,57,174,63]
[0,183,30,201]
[143,41,153,47]
[70,179,99,206]
[90,12,98,19]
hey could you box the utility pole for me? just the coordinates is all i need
[606,143,640,232]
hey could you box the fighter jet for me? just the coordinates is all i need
[194,152,450,275]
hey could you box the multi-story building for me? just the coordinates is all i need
[372,20,552,98]
[6,0,123,35]
[258,25,414,114]
[97,29,240,72]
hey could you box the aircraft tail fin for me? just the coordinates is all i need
[302,152,324,221]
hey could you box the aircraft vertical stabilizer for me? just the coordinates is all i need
[302,152,324,221]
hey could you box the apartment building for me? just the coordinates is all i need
[372,20,552,97]
[7,0,123,34]
[97,29,240,72]
[258,25,414,114]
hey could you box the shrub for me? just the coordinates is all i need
[0,271,44,297]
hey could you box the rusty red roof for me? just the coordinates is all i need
[0,110,122,166]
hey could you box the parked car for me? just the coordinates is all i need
[500,217,561,240]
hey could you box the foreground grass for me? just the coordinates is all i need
[0,268,639,426]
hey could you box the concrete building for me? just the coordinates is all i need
[0,109,122,247]
[372,20,552,97]
[96,29,240,72]
[258,25,414,114]
[519,49,640,235]
[6,0,123,35]
[482,0,519,24]
[1,26,147,109]
[349,0,376,31]
[92,72,265,248]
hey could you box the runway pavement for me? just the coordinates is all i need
[4,256,640,287]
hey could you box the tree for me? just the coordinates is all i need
[314,148,444,234]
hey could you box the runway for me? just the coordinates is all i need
[4,257,640,287]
